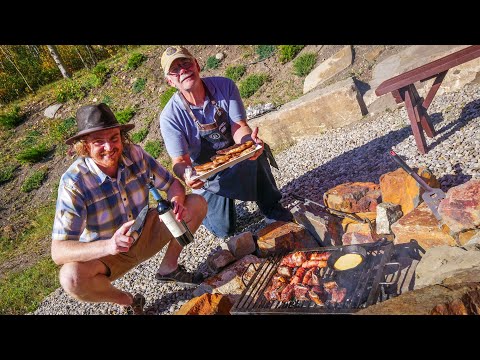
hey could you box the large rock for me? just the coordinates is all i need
[291,205,343,247]
[438,179,480,233]
[380,167,440,216]
[357,267,480,315]
[324,182,381,213]
[202,254,262,302]
[256,221,317,257]
[249,77,367,151]
[414,245,480,289]
[303,45,353,94]
[391,202,456,249]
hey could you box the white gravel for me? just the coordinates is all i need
[33,83,480,315]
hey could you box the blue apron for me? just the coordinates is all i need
[178,82,258,201]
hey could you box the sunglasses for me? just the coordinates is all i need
[168,60,194,76]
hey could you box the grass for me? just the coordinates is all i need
[293,52,317,76]
[0,164,17,185]
[278,45,305,64]
[21,169,48,193]
[126,52,147,70]
[0,199,58,314]
[144,140,163,158]
[0,105,23,129]
[205,56,220,70]
[159,87,177,109]
[16,143,51,164]
[115,107,136,124]
[225,65,246,82]
[131,128,149,143]
[238,74,269,98]
[0,256,59,314]
[256,45,276,60]
[132,78,146,93]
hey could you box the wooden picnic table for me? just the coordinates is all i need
[375,45,480,154]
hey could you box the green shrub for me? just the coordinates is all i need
[91,63,109,85]
[16,143,51,164]
[131,128,149,143]
[0,106,22,129]
[278,45,305,64]
[102,95,113,107]
[20,130,42,147]
[225,65,246,82]
[205,56,220,70]
[126,52,147,70]
[55,80,85,103]
[159,87,177,109]
[256,45,276,60]
[238,74,269,98]
[133,78,146,93]
[144,140,163,158]
[0,165,17,185]
[114,107,135,124]
[293,52,317,76]
[21,169,47,193]
[50,117,77,142]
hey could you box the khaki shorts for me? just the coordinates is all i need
[99,208,174,281]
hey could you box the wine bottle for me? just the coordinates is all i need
[147,180,194,247]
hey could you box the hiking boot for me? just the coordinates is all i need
[155,264,204,287]
[263,203,294,224]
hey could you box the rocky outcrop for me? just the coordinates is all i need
[303,45,353,94]
[356,268,480,315]
[249,77,367,151]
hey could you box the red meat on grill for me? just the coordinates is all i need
[280,252,307,267]
[309,252,331,261]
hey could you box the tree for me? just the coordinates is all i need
[47,45,71,79]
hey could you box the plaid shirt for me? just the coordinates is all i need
[52,144,174,242]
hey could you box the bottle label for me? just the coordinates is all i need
[159,211,186,238]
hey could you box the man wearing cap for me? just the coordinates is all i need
[159,46,293,239]
[51,103,207,314]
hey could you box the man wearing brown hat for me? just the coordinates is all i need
[51,103,207,314]
[159,45,293,239]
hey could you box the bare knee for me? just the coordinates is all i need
[187,194,208,220]
[59,263,90,299]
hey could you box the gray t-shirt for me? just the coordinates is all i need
[159,77,246,160]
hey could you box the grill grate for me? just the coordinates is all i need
[230,239,396,314]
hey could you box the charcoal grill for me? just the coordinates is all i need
[230,239,400,314]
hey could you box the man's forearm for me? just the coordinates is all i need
[51,239,112,265]
[232,121,253,144]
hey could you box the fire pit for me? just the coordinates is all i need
[230,239,401,314]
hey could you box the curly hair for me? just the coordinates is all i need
[71,130,133,157]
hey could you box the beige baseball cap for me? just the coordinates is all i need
[161,46,194,75]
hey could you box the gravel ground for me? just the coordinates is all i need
[33,83,480,315]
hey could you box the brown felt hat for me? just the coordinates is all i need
[65,103,135,145]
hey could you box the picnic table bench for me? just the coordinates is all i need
[375,45,480,154]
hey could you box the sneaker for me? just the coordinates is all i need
[125,293,145,315]
[263,203,294,223]
[155,264,204,287]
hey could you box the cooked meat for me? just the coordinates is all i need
[302,267,314,285]
[309,252,332,261]
[290,267,306,284]
[308,289,324,306]
[277,266,293,278]
[280,252,307,267]
[264,282,287,302]
[301,260,327,268]
[293,284,310,300]
[280,283,295,302]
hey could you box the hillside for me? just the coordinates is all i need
[0,44,407,313]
